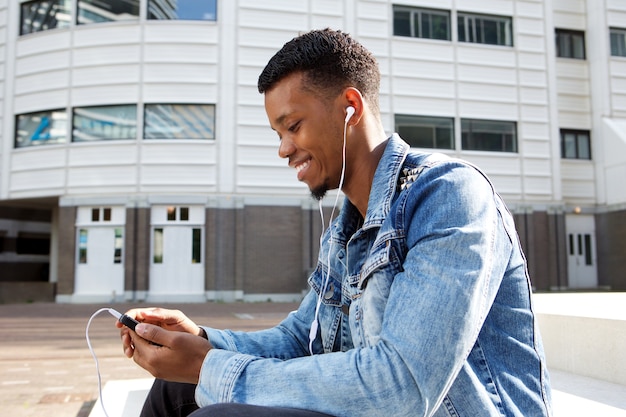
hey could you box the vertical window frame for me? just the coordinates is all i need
[457,12,513,47]
[610,27,626,57]
[392,5,451,41]
[395,114,455,150]
[555,29,586,59]
[560,129,591,160]
[461,119,518,153]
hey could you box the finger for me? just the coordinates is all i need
[135,323,170,347]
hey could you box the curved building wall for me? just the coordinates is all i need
[0,0,625,303]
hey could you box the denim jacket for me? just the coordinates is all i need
[197,135,553,417]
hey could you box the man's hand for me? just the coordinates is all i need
[127,322,212,384]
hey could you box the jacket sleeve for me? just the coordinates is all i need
[196,161,511,416]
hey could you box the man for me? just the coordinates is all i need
[119,28,553,417]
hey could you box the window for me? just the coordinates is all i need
[144,104,215,139]
[20,0,71,35]
[556,29,585,59]
[16,232,50,255]
[165,206,190,221]
[114,228,123,264]
[458,12,513,46]
[461,119,517,152]
[77,0,139,25]
[78,229,88,264]
[192,228,201,263]
[610,28,626,57]
[73,105,137,142]
[395,115,454,149]
[91,207,113,222]
[15,110,67,148]
[153,228,163,263]
[393,6,450,41]
[148,0,217,21]
[561,129,591,160]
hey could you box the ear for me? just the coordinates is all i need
[343,87,364,125]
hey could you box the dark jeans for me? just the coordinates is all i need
[140,379,335,417]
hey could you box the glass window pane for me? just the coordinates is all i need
[144,104,215,139]
[167,206,176,221]
[153,228,163,264]
[15,110,67,148]
[92,208,100,222]
[20,0,71,36]
[79,229,88,264]
[73,105,137,142]
[610,29,626,57]
[562,133,576,158]
[114,228,123,264]
[459,13,512,46]
[180,207,189,221]
[577,133,591,159]
[148,0,217,21]
[192,228,201,264]
[458,16,466,42]
[393,9,411,37]
[421,13,430,39]
[482,19,499,45]
[103,208,112,221]
[584,234,592,265]
[77,0,139,25]
[431,14,450,40]
[572,34,585,59]
[396,115,454,150]
[461,119,517,152]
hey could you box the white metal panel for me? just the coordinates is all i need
[458,100,518,119]
[520,87,548,105]
[391,39,455,62]
[456,0,513,15]
[238,125,276,147]
[521,138,552,158]
[517,35,546,54]
[522,121,551,139]
[140,165,216,186]
[457,64,517,85]
[141,143,217,165]
[517,17,545,37]
[15,50,70,76]
[311,15,344,30]
[143,23,219,44]
[392,58,455,80]
[67,165,137,187]
[16,32,71,57]
[142,83,217,103]
[73,25,141,47]
[394,95,456,116]
[68,143,138,166]
[460,154,521,176]
[143,63,217,84]
[456,46,517,68]
[143,43,218,64]
[238,9,308,31]
[458,82,518,103]
[605,165,626,205]
[521,104,550,122]
[523,176,553,196]
[72,64,140,87]
[72,44,141,66]
[393,77,455,99]
[15,69,69,95]
[14,90,69,113]
[11,147,67,170]
[239,0,308,13]
[523,157,552,176]
[516,1,544,19]
[71,84,140,106]
[519,69,547,88]
[10,168,65,192]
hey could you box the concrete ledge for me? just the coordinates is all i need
[88,378,154,417]
[534,293,626,386]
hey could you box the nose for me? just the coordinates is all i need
[278,136,296,159]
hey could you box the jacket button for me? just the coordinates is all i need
[324,282,334,300]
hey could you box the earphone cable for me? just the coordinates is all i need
[86,308,117,417]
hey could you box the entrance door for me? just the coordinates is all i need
[149,205,204,300]
[74,227,124,296]
[565,214,597,288]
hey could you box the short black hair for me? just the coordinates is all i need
[258,28,380,114]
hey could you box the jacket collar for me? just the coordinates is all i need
[336,134,409,234]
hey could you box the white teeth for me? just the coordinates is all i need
[295,160,310,173]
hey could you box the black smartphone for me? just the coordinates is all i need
[119,314,140,331]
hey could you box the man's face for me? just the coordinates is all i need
[264,73,345,200]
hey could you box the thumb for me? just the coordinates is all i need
[135,323,167,347]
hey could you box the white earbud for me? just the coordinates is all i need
[345,106,355,123]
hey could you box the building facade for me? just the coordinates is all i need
[0,0,625,303]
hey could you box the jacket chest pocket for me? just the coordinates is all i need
[348,237,405,346]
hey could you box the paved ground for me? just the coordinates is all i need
[0,301,298,417]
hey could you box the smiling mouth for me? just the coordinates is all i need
[295,159,310,173]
